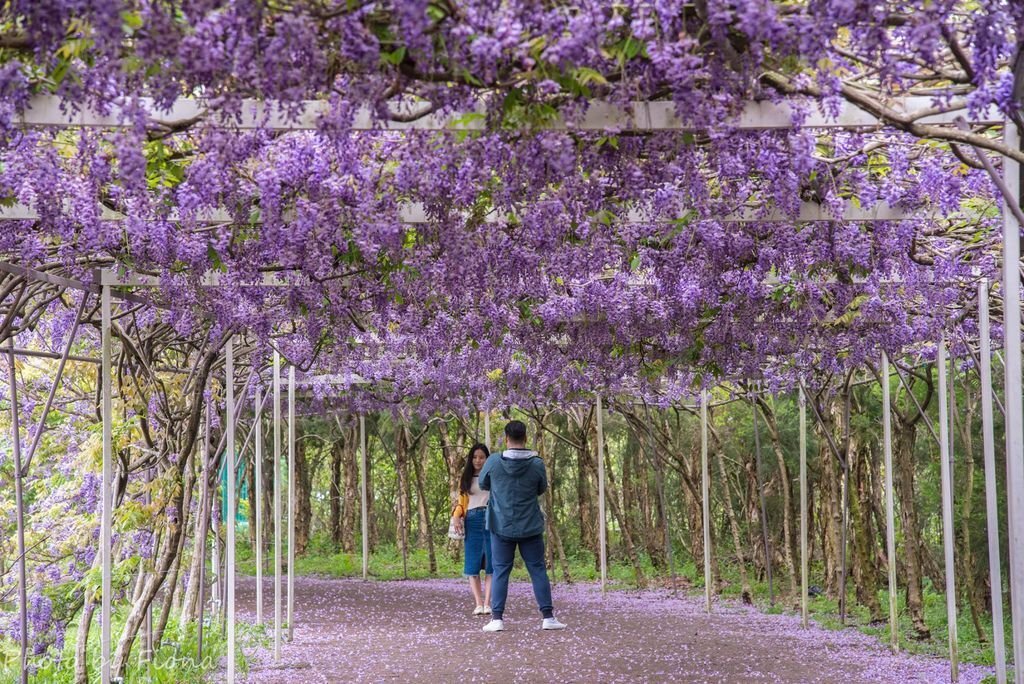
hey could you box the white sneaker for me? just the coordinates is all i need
[482,605,492,615]
[473,605,485,616]
[482,619,505,632]
[542,617,567,630]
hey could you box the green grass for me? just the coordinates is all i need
[804,581,1013,668]
[235,536,681,586]
[0,606,249,683]
[708,565,1012,673]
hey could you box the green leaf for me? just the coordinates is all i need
[449,112,486,129]
[207,244,225,272]
[623,37,644,60]
[380,46,407,66]
[121,9,144,31]
[574,67,609,86]
[426,4,447,22]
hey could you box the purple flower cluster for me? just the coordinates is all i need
[0,2,1018,664]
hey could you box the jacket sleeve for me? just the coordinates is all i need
[535,458,548,495]
[479,454,494,491]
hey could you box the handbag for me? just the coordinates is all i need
[448,517,465,541]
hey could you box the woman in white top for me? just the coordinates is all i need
[451,443,493,615]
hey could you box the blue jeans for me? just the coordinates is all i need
[463,508,492,576]
[489,533,553,619]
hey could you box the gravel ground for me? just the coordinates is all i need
[227,575,994,683]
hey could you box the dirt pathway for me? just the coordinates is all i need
[231,576,992,683]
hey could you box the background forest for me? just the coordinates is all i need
[230,361,1010,668]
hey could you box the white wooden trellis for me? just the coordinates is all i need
[0,199,953,224]
[3,92,1021,684]
[14,94,1003,131]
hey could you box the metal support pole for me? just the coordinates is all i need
[751,400,774,606]
[881,352,899,652]
[142,467,153,664]
[980,280,1008,684]
[255,384,264,626]
[100,270,113,684]
[287,365,296,641]
[595,395,608,592]
[360,414,368,580]
[839,389,851,624]
[7,342,28,684]
[196,400,209,662]
[701,390,712,613]
[937,336,959,682]
[799,387,808,628]
[211,485,221,618]
[226,339,236,683]
[234,389,270,476]
[273,351,282,661]
[1001,117,1024,684]
[484,410,491,449]
[22,293,88,474]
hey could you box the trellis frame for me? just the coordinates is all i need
[2,92,1021,684]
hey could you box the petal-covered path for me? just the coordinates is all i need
[232,576,992,683]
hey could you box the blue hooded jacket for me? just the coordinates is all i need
[478,449,547,540]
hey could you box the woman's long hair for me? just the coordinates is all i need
[459,443,490,495]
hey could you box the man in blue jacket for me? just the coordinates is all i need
[479,420,567,632]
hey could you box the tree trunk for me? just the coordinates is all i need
[75,537,116,684]
[547,461,571,583]
[894,421,930,638]
[534,414,571,582]
[295,436,312,556]
[112,504,189,676]
[684,436,707,574]
[886,364,935,638]
[330,439,343,550]
[436,421,463,562]
[625,413,667,570]
[953,379,987,642]
[395,421,411,578]
[599,435,646,587]
[624,433,658,569]
[814,398,844,598]
[74,589,97,684]
[850,440,883,622]
[342,422,358,553]
[153,478,193,647]
[568,409,598,559]
[757,397,798,595]
[714,434,752,603]
[153,523,187,648]
[411,430,436,574]
[367,417,378,552]
[181,467,212,629]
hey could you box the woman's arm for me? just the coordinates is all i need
[451,491,468,533]
[451,491,469,518]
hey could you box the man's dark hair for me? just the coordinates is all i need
[504,420,527,443]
